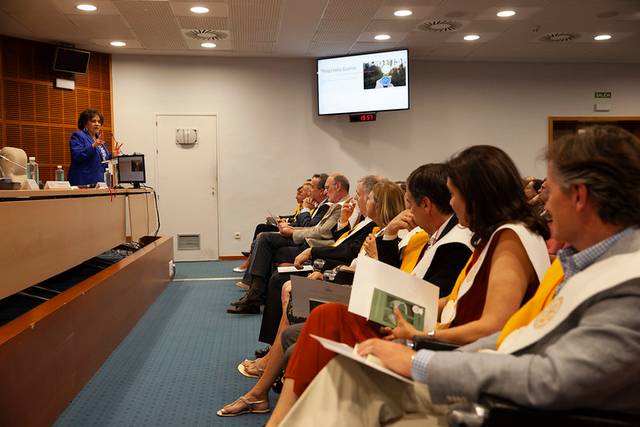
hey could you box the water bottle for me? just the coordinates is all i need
[55,165,65,181]
[26,157,39,182]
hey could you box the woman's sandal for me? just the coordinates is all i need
[216,396,270,417]
[237,359,265,378]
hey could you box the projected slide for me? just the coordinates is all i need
[317,49,409,115]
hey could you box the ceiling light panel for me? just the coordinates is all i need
[190,6,210,14]
[374,6,435,20]
[76,4,97,12]
[170,2,229,17]
[474,7,540,20]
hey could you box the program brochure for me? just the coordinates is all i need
[348,255,439,333]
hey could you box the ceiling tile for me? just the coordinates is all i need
[177,15,228,29]
[67,14,134,39]
[365,19,422,32]
[115,1,186,49]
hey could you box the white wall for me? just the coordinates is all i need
[111,55,640,256]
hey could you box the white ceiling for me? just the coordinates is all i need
[1,0,639,62]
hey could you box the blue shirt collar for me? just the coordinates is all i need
[558,227,633,281]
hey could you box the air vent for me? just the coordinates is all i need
[417,19,462,32]
[540,32,580,42]
[186,29,230,41]
[177,234,201,251]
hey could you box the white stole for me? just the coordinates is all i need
[412,224,473,279]
[498,249,640,354]
[440,223,550,325]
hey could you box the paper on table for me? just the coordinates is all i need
[348,254,439,333]
[311,334,413,384]
[277,265,313,273]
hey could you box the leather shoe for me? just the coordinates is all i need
[227,304,260,314]
[254,345,271,358]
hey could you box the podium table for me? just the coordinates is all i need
[0,188,173,427]
[0,188,156,300]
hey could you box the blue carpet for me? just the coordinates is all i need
[55,261,276,427]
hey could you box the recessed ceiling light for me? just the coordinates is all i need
[497,10,516,18]
[464,34,480,41]
[76,4,97,12]
[394,10,413,17]
[374,34,391,41]
[110,41,126,47]
[201,42,216,48]
[594,34,612,41]
[190,6,209,14]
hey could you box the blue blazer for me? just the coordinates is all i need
[68,130,111,186]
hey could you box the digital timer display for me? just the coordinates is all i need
[349,113,377,123]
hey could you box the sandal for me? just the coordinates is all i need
[216,396,270,417]
[237,360,265,378]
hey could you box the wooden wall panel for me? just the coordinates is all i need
[0,36,112,182]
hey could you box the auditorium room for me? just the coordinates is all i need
[1,0,639,426]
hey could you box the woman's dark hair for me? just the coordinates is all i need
[447,145,549,247]
[77,109,104,130]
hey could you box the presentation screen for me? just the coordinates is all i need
[317,49,409,116]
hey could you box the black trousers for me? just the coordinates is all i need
[258,269,308,344]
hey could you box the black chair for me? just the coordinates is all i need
[447,396,640,427]
[411,338,639,427]
[412,335,460,352]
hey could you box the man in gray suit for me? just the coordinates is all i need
[228,174,350,314]
[274,126,640,426]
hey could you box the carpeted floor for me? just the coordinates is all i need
[55,261,277,427]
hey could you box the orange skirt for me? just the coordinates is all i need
[284,302,382,396]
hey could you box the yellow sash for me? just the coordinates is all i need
[496,259,564,348]
[332,217,363,247]
[445,255,475,301]
[399,231,429,273]
[291,205,301,223]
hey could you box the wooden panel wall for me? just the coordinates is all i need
[0,36,112,182]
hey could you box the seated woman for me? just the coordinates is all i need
[265,146,550,426]
[216,180,405,417]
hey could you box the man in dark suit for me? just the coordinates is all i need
[258,175,381,344]
[378,164,473,296]
[228,174,350,314]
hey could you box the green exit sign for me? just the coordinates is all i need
[594,91,612,98]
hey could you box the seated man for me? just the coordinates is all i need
[235,178,319,273]
[228,174,350,314]
[276,125,640,426]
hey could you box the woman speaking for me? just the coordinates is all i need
[68,109,120,186]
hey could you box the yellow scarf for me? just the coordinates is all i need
[496,258,564,348]
[332,217,362,247]
[399,231,429,273]
[292,205,301,222]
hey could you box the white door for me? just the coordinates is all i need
[155,114,219,261]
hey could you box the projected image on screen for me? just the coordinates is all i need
[363,58,407,90]
[317,49,409,115]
